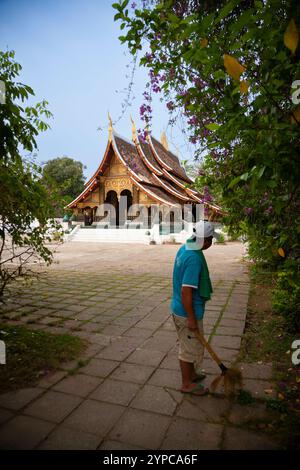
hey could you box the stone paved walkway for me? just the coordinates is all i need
[0,242,279,449]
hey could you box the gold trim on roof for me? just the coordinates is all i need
[108,111,113,142]
[160,131,169,151]
[130,115,137,142]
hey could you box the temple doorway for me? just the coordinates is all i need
[84,207,93,226]
[119,189,133,226]
[105,190,119,227]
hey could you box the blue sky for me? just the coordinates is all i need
[0,0,193,178]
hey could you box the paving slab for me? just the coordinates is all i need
[125,348,165,367]
[0,388,44,411]
[38,426,102,450]
[176,395,230,424]
[96,343,134,362]
[131,384,178,416]
[0,415,55,450]
[0,408,14,425]
[227,403,278,426]
[109,408,171,449]
[90,379,140,406]
[148,368,181,390]
[110,363,155,384]
[38,370,67,388]
[24,390,82,423]
[161,417,223,450]
[99,440,144,450]
[223,426,279,450]
[210,335,241,350]
[80,358,120,378]
[63,399,125,436]
[52,374,102,397]
[242,378,276,399]
[239,362,273,380]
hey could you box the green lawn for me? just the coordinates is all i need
[0,324,86,393]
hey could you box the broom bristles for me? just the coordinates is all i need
[210,367,243,397]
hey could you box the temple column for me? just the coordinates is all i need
[132,185,139,205]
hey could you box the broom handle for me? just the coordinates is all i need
[194,330,223,368]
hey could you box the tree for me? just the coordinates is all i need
[41,157,86,216]
[0,50,59,297]
[113,0,300,329]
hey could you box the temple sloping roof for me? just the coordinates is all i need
[67,127,223,216]
[149,136,192,183]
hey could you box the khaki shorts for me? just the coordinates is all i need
[172,314,204,365]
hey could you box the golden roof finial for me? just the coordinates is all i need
[161,131,169,150]
[108,111,113,141]
[130,115,137,142]
[145,123,151,141]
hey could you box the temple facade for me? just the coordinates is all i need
[67,117,222,228]
[66,119,222,243]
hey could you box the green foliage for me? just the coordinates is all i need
[236,389,255,406]
[41,157,86,216]
[272,261,300,331]
[0,50,57,296]
[215,232,225,244]
[266,398,288,413]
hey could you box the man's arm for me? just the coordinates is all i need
[181,286,198,331]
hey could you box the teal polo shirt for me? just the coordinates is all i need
[170,244,205,320]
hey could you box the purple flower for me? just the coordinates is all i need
[144,52,153,63]
[152,84,161,93]
[138,128,149,144]
[143,91,151,101]
[166,101,174,111]
[244,207,253,216]
[203,186,213,202]
[131,2,137,8]
[188,116,198,126]
[179,90,189,98]
[192,77,206,89]
[265,205,273,215]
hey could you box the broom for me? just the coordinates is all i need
[192,330,242,396]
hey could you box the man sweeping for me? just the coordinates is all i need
[170,221,219,396]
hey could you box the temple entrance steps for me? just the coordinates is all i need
[68,227,151,244]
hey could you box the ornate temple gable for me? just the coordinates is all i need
[113,135,154,185]
[114,134,193,206]
[103,153,128,177]
[104,177,133,199]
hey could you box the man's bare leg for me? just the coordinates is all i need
[180,360,206,394]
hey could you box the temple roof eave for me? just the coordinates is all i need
[66,177,98,209]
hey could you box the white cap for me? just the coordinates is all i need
[194,221,220,240]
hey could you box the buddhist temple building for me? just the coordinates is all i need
[66,118,222,243]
